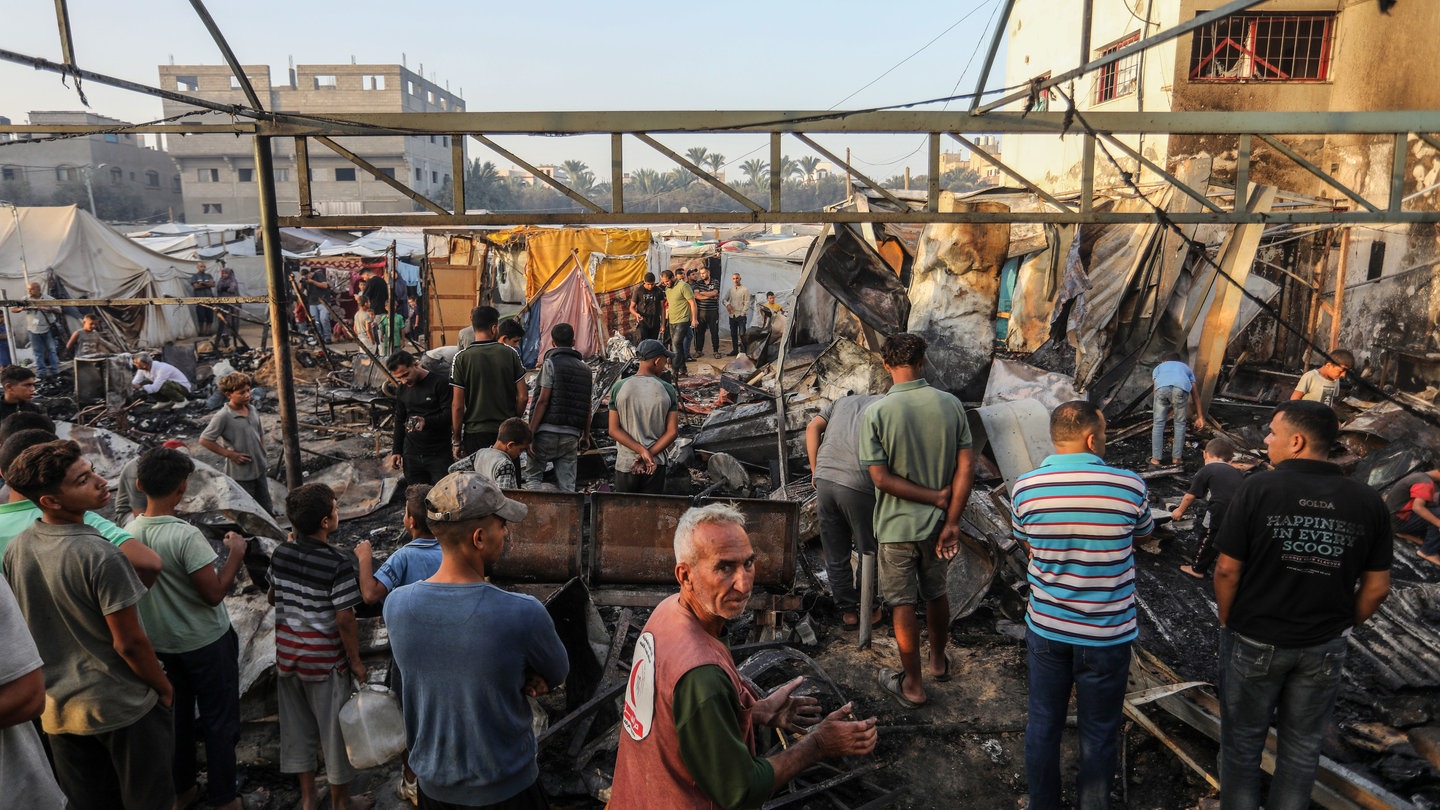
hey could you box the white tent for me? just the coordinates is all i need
[0,205,196,346]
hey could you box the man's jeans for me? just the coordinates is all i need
[729,315,747,354]
[1151,385,1190,461]
[1396,512,1440,556]
[29,329,59,377]
[309,304,332,341]
[1219,629,1347,810]
[1026,631,1131,810]
[524,430,580,492]
[667,321,691,373]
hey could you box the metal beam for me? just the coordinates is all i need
[970,0,1017,114]
[632,133,763,213]
[313,135,450,216]
[293,137,313,217]
[471,134,605,214]
[610,133,624,214]
[451,138,466,214]
[769,133,782,212]
[975,0,1268,114]
[1096,132,1224,213]
[947,132,1075,211]
[0,47,252,119]
[791,134,911,211]
[188,0,265,113]
[253,135,303,489]
[1256,134,1380,213]
[1389,133,1408,214]
[927,133,940,213]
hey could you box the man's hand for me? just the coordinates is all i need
[754,677,823,732]
[936,523,962,561]
[807,704,878,758]
[1170,506,1187,522]
[522,671,551,698]
[1193,416,1206,430]
[636,448,658,475]
[386,453,403,470]
[453,443,463,461]
[158,684,175,708]
[933,485,951,511]
[354,539,372,565]
[230,451,252,465]
[222,531,247,558]
[351,661,369,684]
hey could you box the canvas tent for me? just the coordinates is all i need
[0,205,196,346]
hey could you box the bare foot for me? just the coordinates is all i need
[1178,564,1204,579]
[1419,550,1440,566]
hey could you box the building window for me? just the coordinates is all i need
[314,74,338,89]
[363,74,386,90]
[202,203,223,214]
[109,167,123,184]
[237,168,254,182]
[274,168,290,182]
[379,167,396,179]
[431,171,438,184]
[415,167,423,181]
[1029,72,1052,112]
[1,166,16,181]
[1093,33,1140,104]
[104,133,119,143]
[428,135,436,145]
[426,90,435,104]
[146,170,160,187]
[1366,241,1386,281]
[175,75,199,92]
[439,97,448,110]
[406,80,415,95]
[442,135,450,148]
[56,166,78,182]
[172,175,181,192]
[335,168,357,182]
[198,168,220,183]
[1190,13,1334,82]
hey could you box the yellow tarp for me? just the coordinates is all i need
[525,228,650,298]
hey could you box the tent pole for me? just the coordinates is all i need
[254,134,304,489]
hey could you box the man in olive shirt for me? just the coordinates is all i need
[451,306,528,458]
[660,269,696,378]
[609,504,877,808]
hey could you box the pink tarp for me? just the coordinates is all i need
[533,265,604,359]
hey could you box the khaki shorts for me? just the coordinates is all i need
[277,668,356,785]
[878,534,950,606]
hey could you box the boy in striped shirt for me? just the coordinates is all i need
[1011,401,1152,810]
[268,483,367,810]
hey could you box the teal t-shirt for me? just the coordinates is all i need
[0,500,131,556]
[859,378,972,543]
[131,515,231,654]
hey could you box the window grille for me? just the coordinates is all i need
[1190,13,1334,82]
[1092,34,1140,104]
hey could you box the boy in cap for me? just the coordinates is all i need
[608,339,680,494]
[384,472,568,807]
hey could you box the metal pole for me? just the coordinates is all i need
[253,134,304,488]
[83,167,97,216]
[858,553,876,650]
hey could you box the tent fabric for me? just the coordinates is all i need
[0,206,196,346]
[525,228,649,297]
[525,266,605,365]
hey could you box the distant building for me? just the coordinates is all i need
[0,111,183,222]
[157,63,465,223]
[939,136,1003,186]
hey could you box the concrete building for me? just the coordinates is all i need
[157,63,465,223]
[0,111,183,222]
[940,136,1004,186]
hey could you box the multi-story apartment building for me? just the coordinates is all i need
[0,111,183,222]
[157,63,465,223]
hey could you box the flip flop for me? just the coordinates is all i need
[878,668,925,709]
[1178,565,1204,579]
[932,650,954,682]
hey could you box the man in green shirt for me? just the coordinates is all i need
[860,333,974,709]
[450,306,529,457]
[660,269,696,377]
[610,504,878,808]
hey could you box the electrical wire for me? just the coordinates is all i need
[828,0,1000,110]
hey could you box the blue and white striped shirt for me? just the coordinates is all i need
[1012,453,1153,646]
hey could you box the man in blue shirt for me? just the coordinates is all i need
[384,472,568,808]
[1151,352,1201,467]
[1012,401,1153,810]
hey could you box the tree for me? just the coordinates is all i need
[739,159,769,188]
[797,156,822,183]
[561,159,595,195]
[667,167,697,189]
[464,159,515,211]
[776,156,805,183]
[628,168,673,198]
[703,153,726,174]
[684,146,710,169]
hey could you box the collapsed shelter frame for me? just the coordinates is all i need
[1,0,1439,491]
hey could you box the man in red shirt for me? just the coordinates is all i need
[1387,468,1440,565]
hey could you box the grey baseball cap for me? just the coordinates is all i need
[636,339,672,360]
[425,472,528,523]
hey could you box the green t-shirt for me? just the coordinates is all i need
[674,664,775,809]
[450,340,528,435]
[0,500,130,556]
[131,515,232,654]
[665,281,695,325]
[859,378,972,543]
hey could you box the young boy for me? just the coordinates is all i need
[458,417,531,489]
[1149,352,1199,467]
[132,446,248,810]
[497,318,526,355]
[65,314,117,357]
[353,483,443,803]
[2,439,174,808]
[1291,349,1354,407]
[354,297,377,353]
[269,483,366,810]
[1175,437,1247,579]
[377,308,407,356]
[1386,468,1440,565]
[199,372,273,516]
[0,365,40,423]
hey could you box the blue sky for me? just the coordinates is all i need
[2,0,1009,176]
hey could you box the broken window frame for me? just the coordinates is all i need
[1188,12,1335,83]
[1092,33,1141,105]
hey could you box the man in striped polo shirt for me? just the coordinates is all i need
[269,483,367,810]
[1012,401,1153,810]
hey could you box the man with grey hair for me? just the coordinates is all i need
[610,504,878,808]
[130,353,192,409]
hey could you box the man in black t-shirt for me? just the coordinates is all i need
[385,351,453,485]
[1213,400,1391,810]
[360,265,389,316]
[629,274,666,343]
[691,267,721,358]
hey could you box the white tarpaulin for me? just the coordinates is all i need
[1,206,196,345]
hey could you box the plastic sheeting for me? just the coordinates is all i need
[521,265,604,366]
[0,206,196,346]
[526,228,650,297]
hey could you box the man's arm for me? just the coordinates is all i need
[451,386,466,458]
[334,607,367,682]
[935,448,976,560]
[1355,570,1390,625]
[688,297,697,325]
[805,416,828,474]
[0,668,44,728]
[390,389,408,462]
[187,533,247,606]
[118,538,162,588]
[1214,553,1243,626]
[515,378,529,418]
[649,410,680,457]
[1171,493,1198,520]
[1412,499,1440,528]
[867,463,949,510]
[529,386,552,432]
[103,606,172,705]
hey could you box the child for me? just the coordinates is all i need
[269,483,366,810]
[199,372,272,516]
[131,447,248,810]
[465,417,530,489]
[3,439,174,808]
[498,318,526,355]
[377,307,406,355]
[353,483,442,803]
[1175,437,1246,579]
[1291,349,1354,407]
[758,291,785,326]
[354,297,377,353]
[0,365,41,423]
[1149,352,1198,468]
[65,314,117,357]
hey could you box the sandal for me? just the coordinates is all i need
[878,668,925,708]
[932,650,953,682]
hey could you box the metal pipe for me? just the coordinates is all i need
[253,134,304,488]
[188,0,265,113]
[969,0,1017,114]
[858,552,876,650]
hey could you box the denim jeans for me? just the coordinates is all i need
[1395,513,1440,555]
[667,321,691,373]
[523,431,580,492]
[1218,628,1347,810]
[1026,631,1132,810]
[816,479,876,612]
[1151,385,1189,461]
[29,329,59,377]
[309,304,332,340]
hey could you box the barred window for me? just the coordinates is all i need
[1092,34,1140,104]
[1190,13,1334,82]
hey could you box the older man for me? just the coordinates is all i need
[610,504,877,808]
[11,282,61,379]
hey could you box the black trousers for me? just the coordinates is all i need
[615,465,667,494]
[404,450,454,485]
[638,320,661,343]
[729,316,747,354]
[50,702,175,810]
[696,310,720,353]
[463,431,499,457]
[161,628,241,806]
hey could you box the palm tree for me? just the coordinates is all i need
[703,153,726,174]
[776,156,805,183]
[628,168,673,197]
[667,167,697,189]
[684,146,710,169]
[739,158,769,188]
[560,160,595,195]
[465,160,513,210]
[797,156,822,184]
